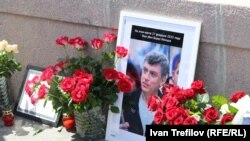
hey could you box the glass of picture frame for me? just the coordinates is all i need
[105,10,202,141]
[14,65,60,127]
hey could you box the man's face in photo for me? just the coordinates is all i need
[141,62,165,95]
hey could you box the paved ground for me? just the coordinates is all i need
[0,115,84,141]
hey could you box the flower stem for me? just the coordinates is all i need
[105,81,109,87]
[105,42,109,50]
[114,56,118,68]
[63,46,69,60]
[77,50,81,58]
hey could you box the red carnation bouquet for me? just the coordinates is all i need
[24,33,132,115]
[148,80,250,125]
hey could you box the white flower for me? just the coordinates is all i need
[204,103,212,110]
[220,104,230,115]
[11,44,19,53]
[5,44,12,52]
[191,114,201,121]
[0,40,8,51]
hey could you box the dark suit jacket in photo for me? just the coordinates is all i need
[122,88,163,136]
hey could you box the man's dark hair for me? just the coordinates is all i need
[144,52,169,77]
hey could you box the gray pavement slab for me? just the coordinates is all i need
[0,115,84,141]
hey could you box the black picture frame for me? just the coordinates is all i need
[14,65,60,127]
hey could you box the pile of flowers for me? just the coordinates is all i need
[24,33,132,115]
[148,80,250,125]
[0,40,22,78]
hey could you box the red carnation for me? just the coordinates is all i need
[183,116,198,125]
[71,86,88,103]
[183,88,196,100]
[103,68,118,81]
[162,83,174,95]
[31,76,40,84]
[60,77,76,93]
[165,107,179,121]
[25,81,34,96]
[103,33,116,43]
[230,90,247,103]
[76,79,90,93]
[203,107,219,123]
[173,115,185,125]
[30,94,39,105]
[220,113,234,125]
[115,46,128,58]
[56,36,69,47]
[148,95,161,111]
[116,72,127,80]
[53,61,68,74]
[38,84,48,99]
[91,38,104,50]
[69,37,87,50]
[172,90,186,104]
[117,78,132,93]
[191,80,206,94]
[169,85,181,97]
[73,69,86,79]
[41,66,55,84]
[154,108,165,125]
[81,73,93,84]
[162,95,179,109]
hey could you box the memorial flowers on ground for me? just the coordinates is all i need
[0,39,22,126]
[0,40,22,78]
[24,33,133,115]
[148,80,250,125]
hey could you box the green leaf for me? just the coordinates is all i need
[197,103,207,110]
[110,105,120,113]
[104,94,118,104]
[228,104,238,114]
[43,99,48,107]
[68,99,73,107]
[185,99,197,108]
[225,121,232,125]
[196,93,209,103]
[33,129,44,136]
[211,95,228,109]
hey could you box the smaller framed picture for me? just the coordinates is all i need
[14,65,60,127]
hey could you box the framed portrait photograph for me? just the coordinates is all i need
[105,10,201,141]
[14,65,60,127]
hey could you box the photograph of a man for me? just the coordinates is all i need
[120,52,169,136]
